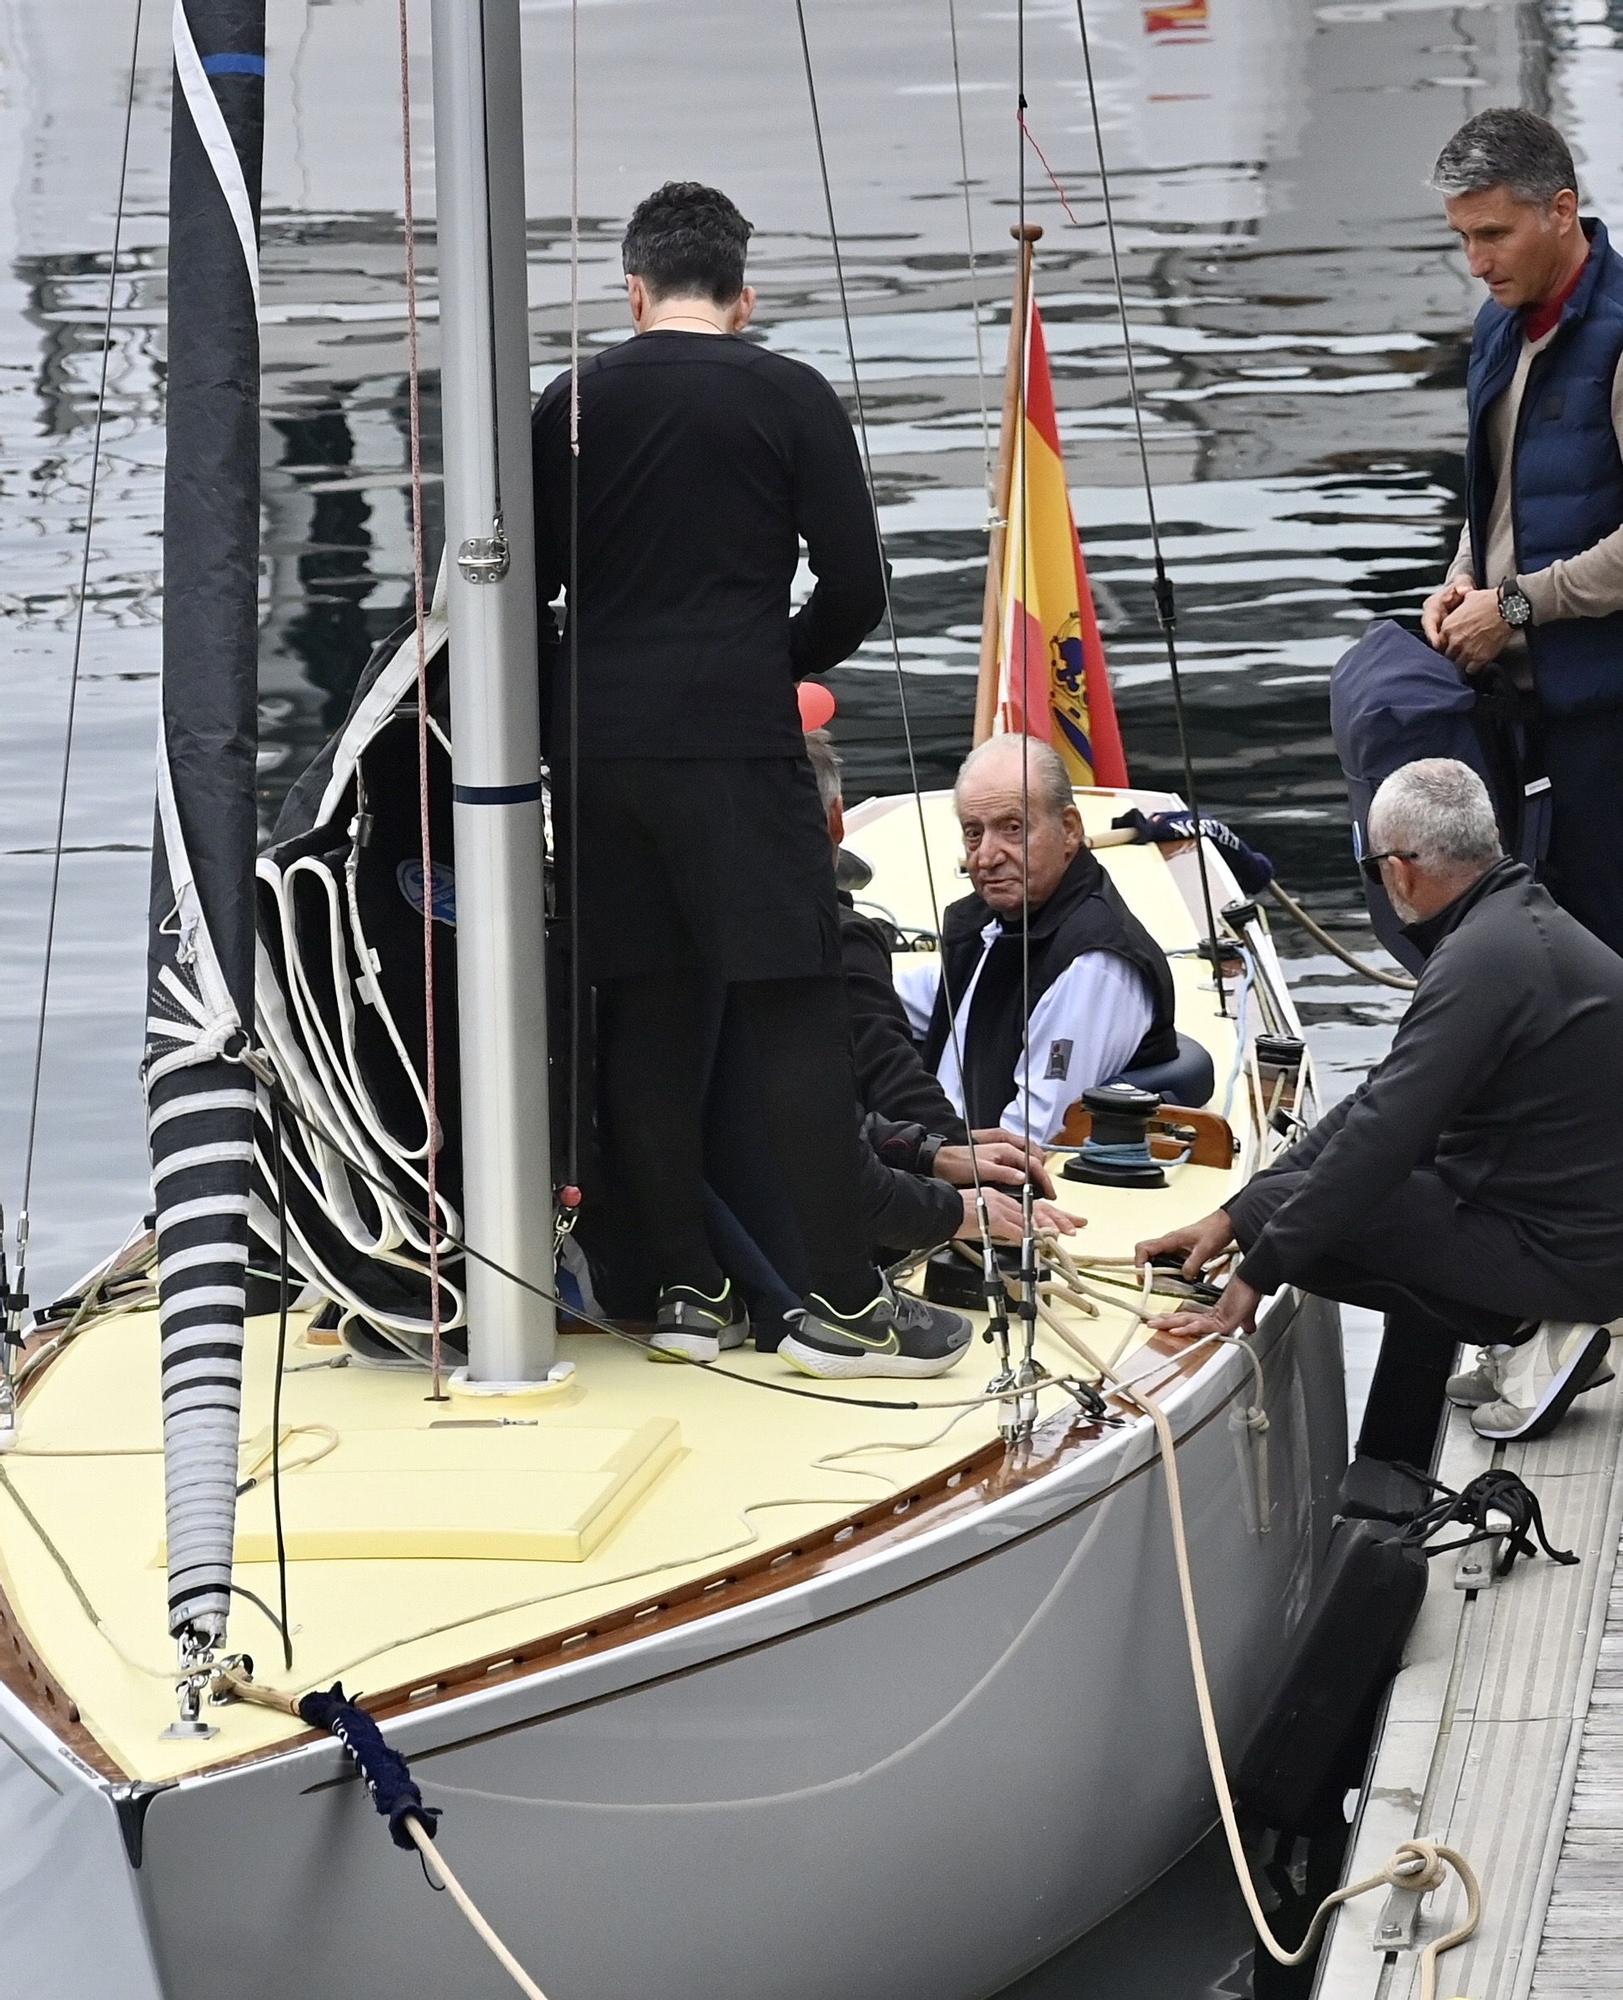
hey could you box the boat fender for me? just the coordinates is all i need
[1234,1517,1428,1835]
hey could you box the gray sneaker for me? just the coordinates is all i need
[648,1281,750,1364]
[1449,1328,1614,1408]
[1471,1322,1613,1443]
[778,1283,973,1380]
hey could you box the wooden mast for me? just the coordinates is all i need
[973,221,1042,744]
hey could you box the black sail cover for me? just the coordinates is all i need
[144,0,265,1646]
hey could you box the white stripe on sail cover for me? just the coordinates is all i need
[171,0,261,308]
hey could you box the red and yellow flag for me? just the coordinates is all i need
[993,295,1129,789]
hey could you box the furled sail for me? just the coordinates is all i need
[144,0,265,1646]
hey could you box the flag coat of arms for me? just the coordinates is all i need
[992,293,1129,788]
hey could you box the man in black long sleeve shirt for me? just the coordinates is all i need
[1138,758,1623,1454]
[531,181,972,1380]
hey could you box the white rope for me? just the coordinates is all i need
[170,0,262,308]
[1036,1238,1482,1997]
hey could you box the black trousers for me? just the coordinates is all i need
[1230,1168,1538,1468]
[1542,710,1623,961]
[595,973,877,1315]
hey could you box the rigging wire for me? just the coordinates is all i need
[789,0,1006,1282]
[564,0,584,1192]
[396,0,446,1399]
[267,1101,296,1673]
[10,0,146,1324]
[944,0,994,507]
[1069,0,1229,1014]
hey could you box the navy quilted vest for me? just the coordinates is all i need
[1465,217,1623,719]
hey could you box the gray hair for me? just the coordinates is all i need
[1430,109,1577,206]
[1367,759,1503,873]
[804,727,842,812]
[954,733,1073,821]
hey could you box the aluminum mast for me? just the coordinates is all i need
[428,0,561,1385]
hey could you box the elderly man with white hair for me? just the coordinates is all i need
[1140,757,1623,1453]
[893,734,1180,1148]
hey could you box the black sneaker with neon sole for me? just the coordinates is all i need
[647,1281,750,1364]
[778,1283,973,1380]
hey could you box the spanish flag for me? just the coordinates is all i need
[993,296,1129,788]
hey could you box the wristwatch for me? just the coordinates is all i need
[1498,578,1534,629]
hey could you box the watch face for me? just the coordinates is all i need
[1501,585,1532,628]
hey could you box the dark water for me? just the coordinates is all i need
[2,0,1616,1988]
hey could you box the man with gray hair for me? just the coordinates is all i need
[892,733,1179,1147]
[1139,758,1623,1451]
[1420,107,1623,954]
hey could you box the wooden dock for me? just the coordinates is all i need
[1313,1361,1623,2000]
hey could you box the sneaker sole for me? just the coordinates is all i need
[777,1332,969,1380]
[1471,1325,1612,1443]
[646,1328,748,1365]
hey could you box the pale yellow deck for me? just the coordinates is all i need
[0,790,1278,1783]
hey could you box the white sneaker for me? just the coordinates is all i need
[1470,1323,1612,1442]
[1449,1329,1613,1408]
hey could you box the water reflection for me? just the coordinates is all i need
[1,0,1618,1983]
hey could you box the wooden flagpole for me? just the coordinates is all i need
[973,221,1042,744]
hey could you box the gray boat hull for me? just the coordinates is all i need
[0,1286,1343,2000]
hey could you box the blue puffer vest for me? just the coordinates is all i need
[1465,217,1623,720]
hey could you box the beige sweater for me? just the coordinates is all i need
[1448,335,1623,642]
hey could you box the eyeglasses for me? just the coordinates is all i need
[1359,849,1419,886]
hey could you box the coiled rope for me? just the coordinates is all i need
[1034,1237,1482,1997]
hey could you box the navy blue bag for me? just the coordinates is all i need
[1330,620,1548,972]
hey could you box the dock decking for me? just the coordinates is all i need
[1314,1355,1623,2000]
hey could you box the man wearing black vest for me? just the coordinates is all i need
[1421,108,1623,956]
[893,736,1178,1147]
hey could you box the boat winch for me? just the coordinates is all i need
[1062,1084,1168,1189]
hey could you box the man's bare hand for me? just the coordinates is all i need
[956,1189,1078,1241]
[935,1128,1056,1200]
[1422,576,1473,647]
[1148,1275,1260,1340]
[1439,587,1512,671]
[1134,1207,1236,1281]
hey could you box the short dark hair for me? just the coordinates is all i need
[622,182,752,306]
[1430,109,1578,206]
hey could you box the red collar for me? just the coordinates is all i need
[1524,251,1589,343]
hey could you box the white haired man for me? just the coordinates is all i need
[892,734,1179,1149]
[1139,758,1623,1451]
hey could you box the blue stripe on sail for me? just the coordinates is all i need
[201,53,265,76]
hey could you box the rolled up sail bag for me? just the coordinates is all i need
[1330,619,1546,972]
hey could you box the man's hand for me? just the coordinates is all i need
[1439,587,1512,671]
[1147,1275,1261,1341]
[1422,576,1473,647]
[934,1128,1057,1200]
[955,1189,1079,1241]
[1134,1207,1236,1281]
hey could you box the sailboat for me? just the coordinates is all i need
[0,2,1346,1994]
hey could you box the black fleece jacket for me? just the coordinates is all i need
[1234,860,1623,1306]
[840,896,969,1144]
